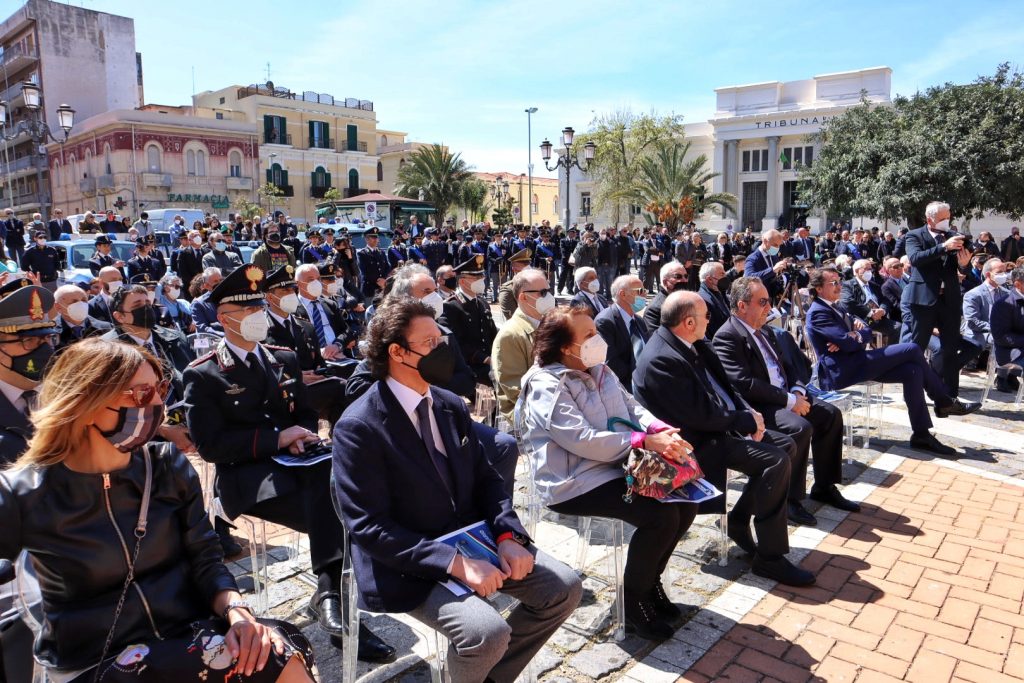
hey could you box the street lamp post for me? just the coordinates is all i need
[540,126,595,228]
[490,175,509,211]
[525,107,537,227]
[0,81,75,222]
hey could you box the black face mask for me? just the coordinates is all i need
[267,233,281,244]
[442,276,457,290]
[126,305,159,329]
[671,281,687,292]
[403,342,455,386]
[0,342,53,382]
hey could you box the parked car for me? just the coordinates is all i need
[48,239,137,281]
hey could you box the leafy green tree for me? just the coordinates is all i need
[576,109,686,225]
[617,141,735,232]
[491,206,514,228]
[459,178,490,223]
[396,143,473,227]
[322,187,342,202]
[257,182,285,214]
[800,64,1024,228]
[232,196,262,219]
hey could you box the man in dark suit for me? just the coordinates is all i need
[1,209,26,266]
[805,267,978,456]
[879,257,906,324]
[173,230,206,300]
[184,263,395,663]
[789,227,816,262]
[632,291,814,587]
[570,267,609,318]
[558,226,579,295]
[841,259,900,344]
[47,208,72,241]
[745,229,792,301]
[356,227,391,298]
[439,254,498,385]
[900,201,974,395]
[697,261,730,339]
[713,278,856,528]
[52,283,112,351]
[1001,226,1023,263]
[642,261,686,329]
[264,264,348,425]
[991,265,1024,392]
[293,263,354,359]
[87,267,125,325]
[595,274,650,392]
[332,298,581,682]
[189,267,225,336]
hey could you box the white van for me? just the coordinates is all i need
[142,208,206,233]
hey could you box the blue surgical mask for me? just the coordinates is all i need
[630,297,645,314]
[767,246,780,256]
[214,241,227,252]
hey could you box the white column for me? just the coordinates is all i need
[711,139,725,194]
[763,135,780,230]
[725,140,738,219]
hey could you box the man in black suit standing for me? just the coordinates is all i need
[595,274,650,392]
[47,208,72,241]
[900,201,973,395]
[713,277,857,528]
[633,291,814,586]
[697,261,730,339]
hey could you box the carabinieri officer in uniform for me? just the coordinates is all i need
[183,263,395,663]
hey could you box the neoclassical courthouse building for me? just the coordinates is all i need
[566,67,1017,237]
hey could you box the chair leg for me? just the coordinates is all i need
[575,516,593,570]
[340,525,359,683]
[718,512,729,567]
[610,520,625,642]
[431,629,451,683]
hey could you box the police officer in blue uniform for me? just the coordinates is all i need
[19,230,61,292]
[439,254,498,385]
[422,227,449,274]
[355,226,391,299]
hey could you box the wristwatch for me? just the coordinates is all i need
[498,531,530,547]
[222,600,253,621]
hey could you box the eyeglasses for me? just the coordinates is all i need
[0,334,57,351]
[122,380,170,406]
[754,297,770,306]
[523,288,552,297]
[406,334,448,350]
[823,280,841,286]
[889,264,904,269]
[628,287,648,296]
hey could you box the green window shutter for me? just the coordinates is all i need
[325,172,332,188]
[263,115,273,143]
[266,168,272,183]
[281,170,289,187]
[348,168,359,190]
[347,125,357,151]
[309,121,315,148]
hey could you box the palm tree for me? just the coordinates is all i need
[396,144,473,228]
[459,177,490,223]
[618,141,736,231]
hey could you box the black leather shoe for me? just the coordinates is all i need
[307,592,346,635]
[726,515,757,556]
[910,432,957,456]
[787,502,818,527]
[752,555,815,587]
[934,398,981,418]
[649,582,682,620]
[809,484,862,513]
[624,593,674,640]
[329,623,397,663]
[214,518,243,558]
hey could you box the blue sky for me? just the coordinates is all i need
[87,0,1024,178]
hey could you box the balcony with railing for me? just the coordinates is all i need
[226,176,253,191]
[0,44,39,73]
[343,187,368,198]
[274,184,294,198]
[79,177,97,195]
[310,185,333,199]
[340,140,368,153]
[264,131,292,146]
[237,84,373,112]
[97,174,116,194]
[141,173,173,188]
[309,137,333,150]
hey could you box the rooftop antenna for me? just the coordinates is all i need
[266,62,271,83]
[191,66,196,95]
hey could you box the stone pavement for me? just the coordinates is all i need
[218,364,1024,682]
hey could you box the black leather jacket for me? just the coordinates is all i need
[0,445,236,672]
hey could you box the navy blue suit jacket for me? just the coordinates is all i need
[902,227,964,308]
[332,381,527,613]
[744,248,783,299]
[189,291,223,335]
[804,298,872,390]
[991,294,1024,366]
[594,305,648,391]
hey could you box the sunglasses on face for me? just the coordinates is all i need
[523,288,551,297]
[122,380,170,406]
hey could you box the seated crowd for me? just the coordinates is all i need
[0,200,1018,683]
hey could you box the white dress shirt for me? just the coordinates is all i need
[386,376,446,456]
[299,295,337,346]
[736,318,801,410]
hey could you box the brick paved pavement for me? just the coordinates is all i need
[213,361,1024,682]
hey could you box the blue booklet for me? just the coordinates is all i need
[660,478,723,504]
[435,521,502,596]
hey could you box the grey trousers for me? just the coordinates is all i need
[408,548,582,683]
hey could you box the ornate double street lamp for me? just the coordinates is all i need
[540,126,595,227]
[0,81,75,220]
[491,175,510,211]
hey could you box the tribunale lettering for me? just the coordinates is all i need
[755,115,834,129]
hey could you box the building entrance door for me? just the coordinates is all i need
[741,181,767,231]
[782,180,809,228]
